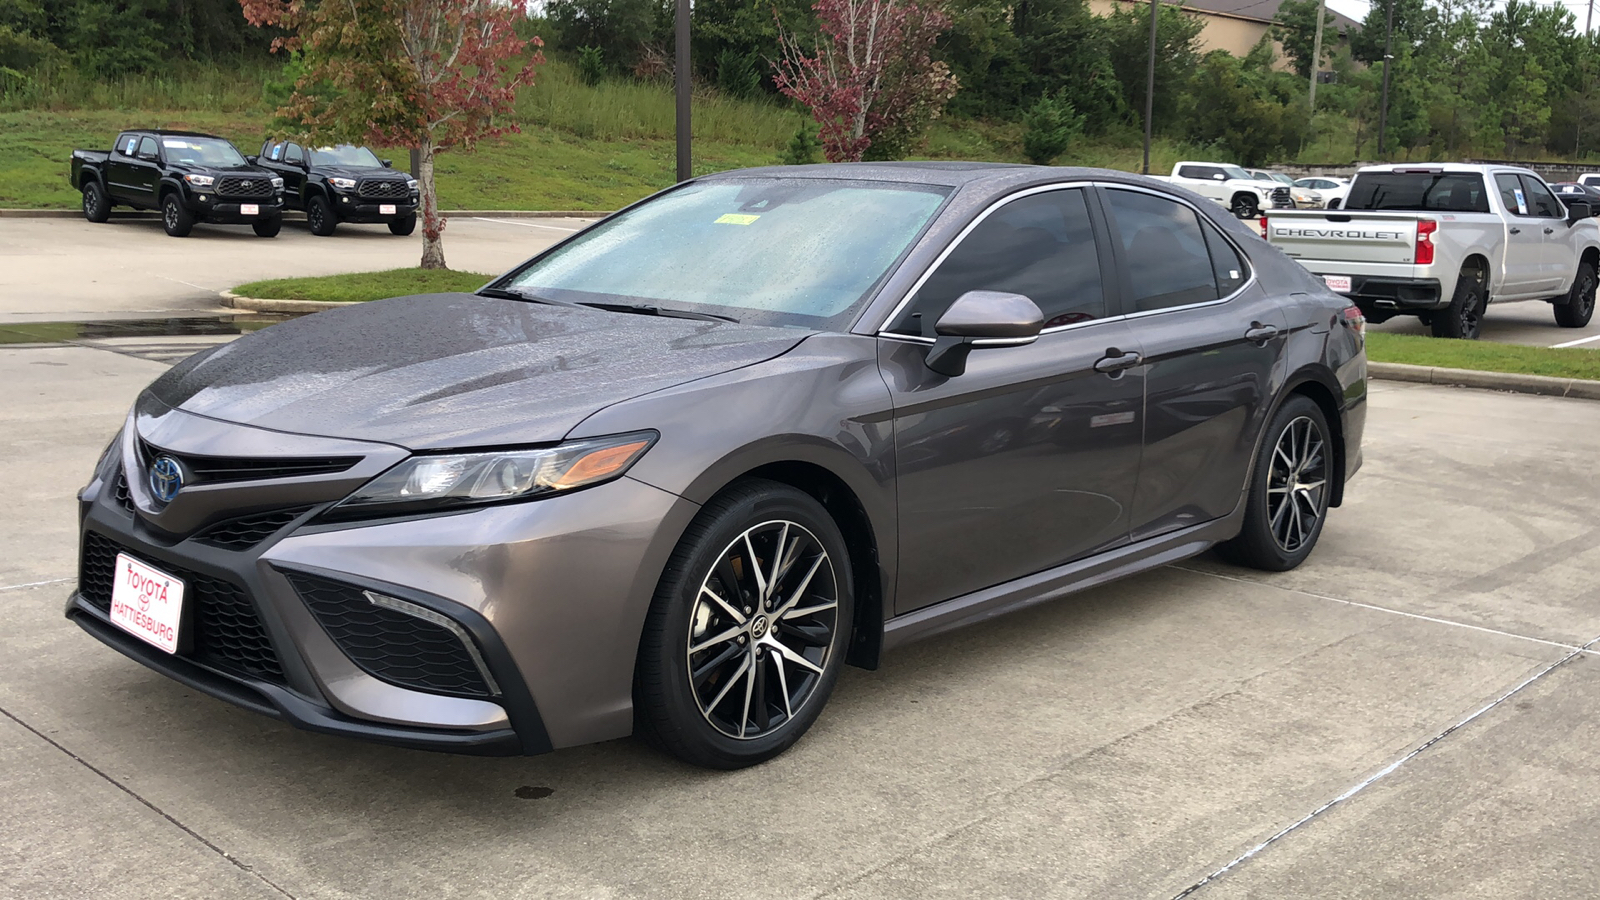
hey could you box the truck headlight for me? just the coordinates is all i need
[270,176,284,191]
[183,174,215,187]
[406,178,419,191]
[329,177,357,190]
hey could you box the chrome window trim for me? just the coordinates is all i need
[1094,182,1259,317]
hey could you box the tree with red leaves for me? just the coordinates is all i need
[239,0,543,268]
[773,0,957,163]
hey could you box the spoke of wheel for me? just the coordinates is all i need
[1295,479,1325,494]
[777,620,831,646]
[773,554,827,619]
[688,623,744,656]
[764,523,790,601]
[699,585,745,625]
[782,599,837,621]
[772,649,793,720]
[752,653,770,733]
[1270,492,1291,535]
[714,557,745,611]
[1289,496,1304,549]
[738,652,757,738]
[775,642,824,675]
[771,531,805,598]
[703,654,750,716]
[691,642,742,690]
[744,532,768,603]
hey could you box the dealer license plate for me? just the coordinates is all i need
[109,553,185,654]
[380,204,397,215]
[240,203,259,216]
[1323,275,1352,293]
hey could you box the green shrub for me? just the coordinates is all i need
[1021,93,1084,164]
[577,46,605,86]
[715,48,762,98]
[779,122,820,165]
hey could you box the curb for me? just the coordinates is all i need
[219,290,345,313]
[1,208,607,219]
[1369,361,1600,400]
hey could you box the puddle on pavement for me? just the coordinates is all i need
[0,316,298,345]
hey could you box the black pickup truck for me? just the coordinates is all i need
[255,140,418,236]
[70,130,285,237]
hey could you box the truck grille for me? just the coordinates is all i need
[357,180,411,201]
[79,532,286,684]
[215,176,275,199]
[1270,186,1293,207]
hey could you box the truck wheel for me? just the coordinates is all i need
[161,194,194,238]
[1430,268,1486,339]
[307,195,337,236]
[1231,193,1260,219]
[82,182,110,223]
[1555,260,1596,328]
[388,214,417,236]
[252,216,282,238]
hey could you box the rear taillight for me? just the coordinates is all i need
[1415,218,1437,266]
[1342,304,1365,339]
[1259,215,1268,235]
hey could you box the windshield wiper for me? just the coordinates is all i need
[479,287,738,323]
[478,286,588,310]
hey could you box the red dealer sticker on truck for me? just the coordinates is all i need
[1323,275,1353,293]
[110,553,185,654]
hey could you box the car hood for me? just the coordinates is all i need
[148,293,811,449]
[317,165,406,180]
[170,163,277,179]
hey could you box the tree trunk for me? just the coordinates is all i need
[418,136,447,270]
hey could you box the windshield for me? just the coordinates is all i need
[310,145,383,168]
[500,178,949,329]
[1270,173,1295,185]
[1345,172,1491,212]
[160,137,247,168]
[1222,166,1252,181]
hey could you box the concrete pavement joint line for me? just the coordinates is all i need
[0,576,72,592]
[0,703,300,900]
[1169,632,1600,899]
[1173,565,1596,656]
[470,215,582,232]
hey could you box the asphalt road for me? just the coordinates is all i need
[0,216,595,323]
[4,338,1600,897]
[1369,295,1600,348]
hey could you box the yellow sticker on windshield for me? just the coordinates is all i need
[715,213,760,225]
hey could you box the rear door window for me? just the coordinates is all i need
[117,134,138,157]
[1103,188,1219,312]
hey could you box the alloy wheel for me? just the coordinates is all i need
[686,520,839,740]
[163,201,177,232]
[1266,416,1327,553]
[310,204,324,231]
[1578,272,1596,320]
[1459,290,1483,338]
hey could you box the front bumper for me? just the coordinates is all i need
[190,191,284,224]
[330,192,418,223]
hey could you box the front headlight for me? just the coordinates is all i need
[326,431,657,520]
[329,177,357,190]
[183,174,215,187]
[270,176,284,190]
[406,178,419,191]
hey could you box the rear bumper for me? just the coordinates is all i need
[1341,276,1443,311]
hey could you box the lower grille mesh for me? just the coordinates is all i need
[79,532,285,684]
[285,572,494,699]
[192,507,312,550]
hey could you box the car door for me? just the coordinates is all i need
[1518,174,1573,294]
[128,136,164,209]
[877,186,1145,614]
[1178,165,1225,201]
[281,143,309,201]
[106,133,143,205]
[1096,185,1288,543]
[1493,172,1553,297]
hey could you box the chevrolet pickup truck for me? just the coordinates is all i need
[71,130,285,237]
[1151,161,1292,218]
[1264,164,1599,338]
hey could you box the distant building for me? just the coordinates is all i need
[1088,0,1362,72]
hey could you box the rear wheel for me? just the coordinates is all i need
[1231,193,1260,219]
[1431,267,1486,339]
[1216,394,1333,572]
[1555,259,1596,328]
[635,479,852,769]
[82,181,110,223]
[251,216,281,238]
[307,195,337,236]
[161,193,193,237]
[388,214,417,236]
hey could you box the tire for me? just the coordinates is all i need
[82,181,110,223]
[1555,259,1596,328]
[1430,267,1487,339]
[1216,394,1333,572]
[1328,198,1342,210]
[307,195,337,236]
[388,214,417,236]
[251,216,281,238]
[635,479,853,769]
[1231,193,1261,219]
[161,193,194,237]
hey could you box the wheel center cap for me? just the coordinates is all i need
[750,615,769,640]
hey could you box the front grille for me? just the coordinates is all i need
[112,470,134,513]
[285,572,495,699]
[215,176,274,199]
[138,439,357,484]
[79,532,285,684]
[357,180,411,200]
[1271,186,1294,207]
[192,506,313,551]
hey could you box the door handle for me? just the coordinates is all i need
[1510,227,1522,234]
[1544,226,1556,234]
[1093,348,1143,374]
[1245,323,1281,343]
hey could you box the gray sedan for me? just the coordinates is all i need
[70,163,1368,769]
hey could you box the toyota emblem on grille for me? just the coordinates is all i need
[149,456,184,503]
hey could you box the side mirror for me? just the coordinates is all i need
[1568,200,1591,225]
[245,155,258,164]
[924,291,1043,377]
[381,159,393,168]
[1213,173,1225,180]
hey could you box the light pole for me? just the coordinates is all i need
[1143,0,1159,174]
[1377,0,1394,158]
[1308,0,1326,112]
[675,0,691,181]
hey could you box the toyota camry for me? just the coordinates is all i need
[70,163,1367,769]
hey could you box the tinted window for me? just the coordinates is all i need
[1494,173,1529,215]
[267,141,284,161]
[1179,166,1221,181]
[890,189,1106,336]
[1583,175,1600,187]
[284,143,305,165]
[137,136,158,159]
[118,134,138,156]
[1519,175,1561,217]
[309,145,383,167]
[1104,189,1218,312]
[1346,172,1490,212]
[1204,222,1249,297]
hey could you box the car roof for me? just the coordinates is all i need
[701,162,1184,193]
[127,129,225,139]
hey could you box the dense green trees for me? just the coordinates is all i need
[0,0,270,73]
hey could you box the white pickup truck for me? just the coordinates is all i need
[1264,164,1600,338]
[1152,161,1292,219]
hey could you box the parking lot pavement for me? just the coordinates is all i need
[1369,297,1600,348]
[3,341,1600,898]
[0,216,596,323]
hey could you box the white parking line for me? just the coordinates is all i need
[470,217,583,232]
[0,577,72,592]
[1551,332,1600,348]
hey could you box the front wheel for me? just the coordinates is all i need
[307,195,337,236]
[1431,268,1486,339]
[1216,394,1333,572]
[635,479,853,769]
[251,216,281,238]
[161,194,194,237]
[388,214,417,236]
[82,181,110,223]
[1555,260,1596,328]
[1231,193,1261,219]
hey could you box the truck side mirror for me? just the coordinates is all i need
[381,159,393,168]
[1568,201,1591,225]
[1213,173,1225,180]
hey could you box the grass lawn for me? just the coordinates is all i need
[233,268,495,303]
[1365,332,1600,381]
